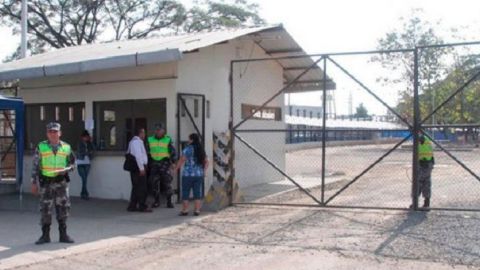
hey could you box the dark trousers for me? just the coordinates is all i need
[129,170,148,210]
[39,181,70,226]
[150,160,174,200]
[418,162,433,199]
[77,164,90,197]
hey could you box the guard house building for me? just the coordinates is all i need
[0,25,335,202]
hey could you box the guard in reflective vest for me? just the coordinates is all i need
[30,122,76,244]
[148,123,177,208]
[417,131,434,210]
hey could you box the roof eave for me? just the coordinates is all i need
[0,48,183,82]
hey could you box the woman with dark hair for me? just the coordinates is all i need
[76,130,95,200]
[174,133,209,216]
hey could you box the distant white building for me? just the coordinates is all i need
[285,105,323,119]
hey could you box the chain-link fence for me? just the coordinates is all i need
[417,43,480,210]
[230,42,480,211]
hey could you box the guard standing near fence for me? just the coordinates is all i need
[30,122,76,244]
[416,131,434,210]
[148,123,177,208]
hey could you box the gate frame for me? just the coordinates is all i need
[176,93,206,203]
[229,40,480,212]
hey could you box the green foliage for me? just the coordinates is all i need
[371,8,480,124]
[354,103,369,118]
[0,0,265,61]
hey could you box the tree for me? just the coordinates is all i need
[184,0,263,33]
[371,8,451,122]
[429,54,480,124]
[354,103,369,118]
[373,9,480,128]
[0,0,265,61]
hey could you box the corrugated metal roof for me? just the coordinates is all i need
[0,24,336,91]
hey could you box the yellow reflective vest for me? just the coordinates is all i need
[148,135,171,161]
[39,141,71,177]
[418,136,433,161]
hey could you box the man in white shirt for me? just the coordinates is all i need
[127,128,152,212]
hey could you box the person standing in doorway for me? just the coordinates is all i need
[31,122,76,245]
[77,130,95,200]
[174,133,210,216]
[127,128,152,212]
[148,123,177,209]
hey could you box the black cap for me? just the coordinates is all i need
[154,123,165,130]
[46,122,61,131]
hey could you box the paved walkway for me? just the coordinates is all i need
[0,193,208,269]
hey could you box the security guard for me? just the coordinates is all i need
[417,131,434,210]
[31,123,76,244]
[148,123,177,208]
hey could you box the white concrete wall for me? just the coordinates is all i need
[18,38,287,199]
[231,42,286,188]
[177,40,285,190]
[19,62,178,200]
[176,44,232,193]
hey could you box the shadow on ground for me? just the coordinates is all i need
[0,193,206,261]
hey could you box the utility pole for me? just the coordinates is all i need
[20,0,28,58]
[348,90,353,117]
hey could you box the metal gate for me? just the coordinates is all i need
[176,93,206,202]
[0,87,19,184]
[229,41,480,211]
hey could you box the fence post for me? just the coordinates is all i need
[228,61,235,206]
[321,56,328,205]
[412,49,420,211]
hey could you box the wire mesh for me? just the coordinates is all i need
[231,43,480,211]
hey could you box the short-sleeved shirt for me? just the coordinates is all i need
[181,145,205,177]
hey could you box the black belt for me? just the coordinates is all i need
[40,175,66,184]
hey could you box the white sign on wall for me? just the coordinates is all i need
[85,118,94,130]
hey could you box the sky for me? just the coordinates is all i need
[0,0,479,115]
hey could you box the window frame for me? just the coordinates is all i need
[93,98,167,151]
[241,104,282,121]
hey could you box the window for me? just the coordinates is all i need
[206,100,210,119]
[109,126,116,146]
[104,110,116,121]
[309,111,313,119]
[303,110,306,118]
[55,106,60,121]
[181,100,186,117]
[317,112,321,119]
[25,103,85,150]
[94,99,166,150]
[40,106,45,121]
[241,104,282,121]
[194,99,199,118]
[69,107,74,122]
[296,109,299,117]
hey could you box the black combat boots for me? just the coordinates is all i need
[59,222,75,244]
[423,198,430,211]
[35,225,51,245]
[152,198,160,208]
[167,195,174,208]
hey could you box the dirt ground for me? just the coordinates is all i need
[3,205,480,270]
[2,144,480,269]
[243,142,480,210]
